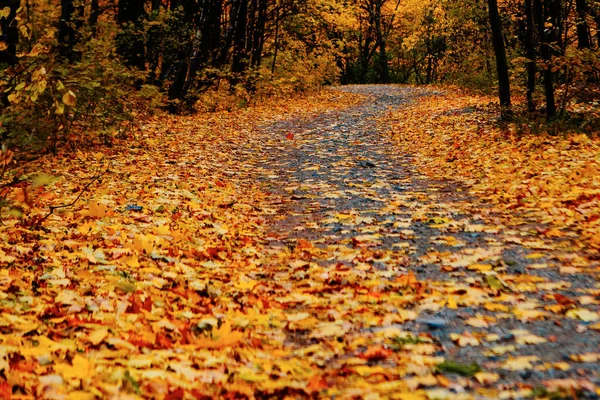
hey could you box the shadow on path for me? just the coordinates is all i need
[246,85,600,395]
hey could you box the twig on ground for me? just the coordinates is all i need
[36,168,108,226]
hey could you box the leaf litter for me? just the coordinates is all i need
[0,86,599,399]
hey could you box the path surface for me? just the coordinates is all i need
[242,85,600,397]
[7,85,600,399]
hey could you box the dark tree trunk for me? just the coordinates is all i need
[535,0,557,118]
[250,0,267,68]
[426,54,433,84]
[116,0,146,69]
[525,0,536,111]
[231,0,248,79]
[0,0,19,66]
[357,13,378,83]
[595,13,600,49]
[179,0,222,92]
[117,0,145,24]
[575,0,591,49]
[199,0,222,66]
[167,59,189,102]
[168,1,197,101]
[90,0,100,31]
[58,0,82,61]
[369,0,390,83]
[358,29,374,83]
[487,0,512,116]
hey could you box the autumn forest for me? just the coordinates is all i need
[1,0,600,399]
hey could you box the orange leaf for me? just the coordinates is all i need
[359,345,393,361]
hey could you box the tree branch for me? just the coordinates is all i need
[36,168,108,225]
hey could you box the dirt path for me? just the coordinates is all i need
[4,85,598,399]
[243,85,600,398]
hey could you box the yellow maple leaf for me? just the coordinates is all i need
[87,328,109,346]
[474,372,500,385]
[502,356,539,371]
[54,355,93,380]
[514,332,547,345]
[465,317,492,328]
[566,308,599,322]
[66,392,96,400]
[196,321,243,349]
[468,263,492,272]
[590,233,600,249]
[447,294,458,309]
[525,253,545,259]
[570,353,600,363]
[124,254,140,268]
[133,234,155,254]
[309,322,348,339]
[450,332,480,347]
[81,202,107,219]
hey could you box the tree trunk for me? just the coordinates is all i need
[525,0,536,111]
[58,0,82,61]
[231,0,248,81]
[250,0,267,68]
[90,0,100,31]
[575,0,591,49]
[116,0,146,69]
[535,0,557,118]
[0,0,19,66]
[595,13,600,49]
[487,0,512,116]
[117,0,145,24]
[168,1,196,102]
[372,0,390,83]
[199,0,222,66]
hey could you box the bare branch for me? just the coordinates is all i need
[36,168,108,225]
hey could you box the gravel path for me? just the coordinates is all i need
[246,85,600,398]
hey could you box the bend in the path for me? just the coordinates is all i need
[246,85,600,393]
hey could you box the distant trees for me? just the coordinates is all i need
[333,0,600,120]
[1,0,599,126]
[344,0,399,83]
[106,0,334,103]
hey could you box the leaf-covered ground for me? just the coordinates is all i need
[1,86,600,399]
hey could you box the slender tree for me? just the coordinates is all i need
[90,0,100,31]
[231,0,249,79]
[575,0,591,49]
[524,0,536,111]
[487,0,512,116]
[535,0,557,118]
[361,0,390,83]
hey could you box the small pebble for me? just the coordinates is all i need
[418,317,448,329]
[519,370,532,380]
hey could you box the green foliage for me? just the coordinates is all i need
[0,18,162,153]
[436,361,482,377]
[0,10,163,218]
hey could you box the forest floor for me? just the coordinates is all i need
[1,85,600,399]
